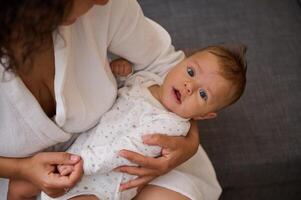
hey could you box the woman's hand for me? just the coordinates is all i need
[115,121,199,191]
[19,152,83,198]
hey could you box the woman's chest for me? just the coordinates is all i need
[27,76,56,118]
[19,48,56,118]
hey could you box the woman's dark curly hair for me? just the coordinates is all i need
[0,0,73,73]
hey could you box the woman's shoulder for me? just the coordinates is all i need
[84,0,137,26]
[82,0,143,42]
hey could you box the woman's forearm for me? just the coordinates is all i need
[187,120,200,155]
[0,156,25,179]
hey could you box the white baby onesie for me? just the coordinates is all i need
[42,71,190,200]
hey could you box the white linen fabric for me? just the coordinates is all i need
[0,0,221,199]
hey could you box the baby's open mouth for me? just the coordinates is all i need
[173,87,181,104]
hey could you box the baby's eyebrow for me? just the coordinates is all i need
[206,86,214,102]
[192,60,202,71]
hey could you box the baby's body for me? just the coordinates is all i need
[42,71,190,200]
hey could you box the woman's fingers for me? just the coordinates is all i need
[22,152,84,197]
[114,165,156,177]
[14,152,82,198]
[119,150,164,169]
[67,160,84,186]
[118,125,200,192]
[41,152,81,165]
[118,150,171,175]
[120,176,153,191]
[117,132,199,192]
[142,134,180,150]
[53,160,83,188]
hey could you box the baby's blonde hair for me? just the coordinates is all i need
[196,44,247,107]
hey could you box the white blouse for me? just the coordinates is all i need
[0,0,184,157]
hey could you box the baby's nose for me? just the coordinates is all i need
[184,82,193,95]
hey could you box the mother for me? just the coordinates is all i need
[0,0,220,199]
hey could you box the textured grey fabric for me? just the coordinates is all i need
[0,179,7,200]
[220,182,301,200]
[140,0,301,199]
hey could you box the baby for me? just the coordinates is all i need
[11,44,247,200]
[45,44,247,200]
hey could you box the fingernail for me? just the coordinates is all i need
[113,168,120,172]
[70,155,80,161]
[142,135,151,141]
[118,150,126,156]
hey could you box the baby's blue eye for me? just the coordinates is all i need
[187,67,194,77]
[199,89,208,101]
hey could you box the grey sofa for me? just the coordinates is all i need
[139,0,301,199]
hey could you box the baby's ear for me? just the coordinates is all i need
[193,112,217,120]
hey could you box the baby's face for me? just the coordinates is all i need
[161,51,234,119]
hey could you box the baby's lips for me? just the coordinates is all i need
[173,88,182,104]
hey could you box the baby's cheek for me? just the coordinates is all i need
[183,100,201,118]
[163,96,174,109]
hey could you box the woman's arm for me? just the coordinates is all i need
[116,120,199,191]
[0,157,23,179]
[107,0,185,77]
[0,152,83,198]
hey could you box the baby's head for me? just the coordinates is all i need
[160,44,247,120]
